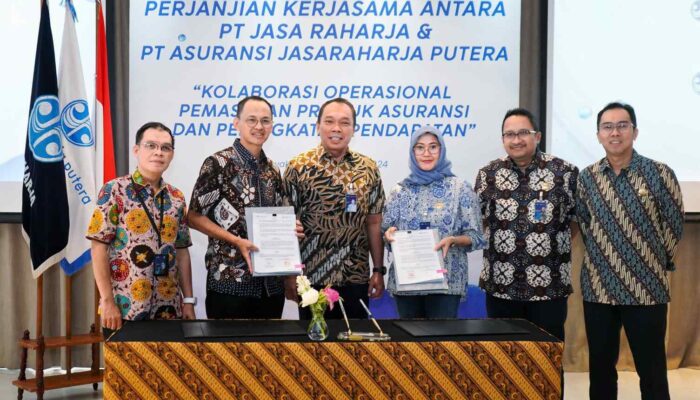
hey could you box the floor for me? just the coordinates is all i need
[565,369,700,400]
[1,367,698,399]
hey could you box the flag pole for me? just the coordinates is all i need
[95,0,116,332]
[36,275,43,337]
[35,0,44,344]
[65,274,72,378]
[94,1,100,335]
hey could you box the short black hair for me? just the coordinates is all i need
[236,95,273,118]
[596,102,637,129]
[135,122,174,147]
[501,108,538,132]
[317,97,357,127]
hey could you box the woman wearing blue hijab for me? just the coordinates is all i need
[382,126,486,318]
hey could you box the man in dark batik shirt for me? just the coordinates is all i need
[475,108,579,341]
[189,96,301,319]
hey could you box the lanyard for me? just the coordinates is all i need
[131,179,165,249]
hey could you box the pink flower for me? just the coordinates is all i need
[321,287,340,310]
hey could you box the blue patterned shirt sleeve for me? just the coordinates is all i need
[381,185,403,235]
[456,179,486,252]
[575,171,591,230]
[657,164,684,267]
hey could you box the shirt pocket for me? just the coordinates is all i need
[636,182,657,216]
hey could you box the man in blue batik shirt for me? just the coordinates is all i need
[577,102,684,400]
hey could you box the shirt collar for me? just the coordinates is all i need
[505,149,543,171]
[598,150,640,173]
[233,138,268,166]
[131,169,168,195]
[316,144,356,166]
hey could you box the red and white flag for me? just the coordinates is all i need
[95,0,115,185]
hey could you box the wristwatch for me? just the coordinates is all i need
[372,266,387,275]
[183,297,197,305]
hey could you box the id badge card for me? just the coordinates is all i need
[345,193,358,213]
[534,200,547,222]
[419,208,433,229]
[153,253,169,277]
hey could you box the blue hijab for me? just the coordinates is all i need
[401,125,455,186]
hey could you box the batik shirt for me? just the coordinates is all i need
[284,145,385,286]
[382,177,487,297]
[86,170,192,320]
[576,152,684,305]
[189,139,286,298]
[475,151,578,301]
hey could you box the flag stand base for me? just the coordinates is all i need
[12,274,103,399]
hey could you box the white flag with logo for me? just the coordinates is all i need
[58,1,96,275]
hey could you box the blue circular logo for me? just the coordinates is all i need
[577,107,592,119]
[61,99,94,146]
[28,95,63,162]
[692,1,700,20]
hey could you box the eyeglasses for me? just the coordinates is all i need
[140,141,174,153]
[598,121,634,135]
[413,144,441,155]
[243,117,273,127]
[502,129,537,140]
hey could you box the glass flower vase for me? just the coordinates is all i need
[307,303,328,341]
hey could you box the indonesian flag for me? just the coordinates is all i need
[57,0,97,275]
[96,0,115,184]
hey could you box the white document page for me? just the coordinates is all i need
[247,208,302,276]
[391,229,445,285]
